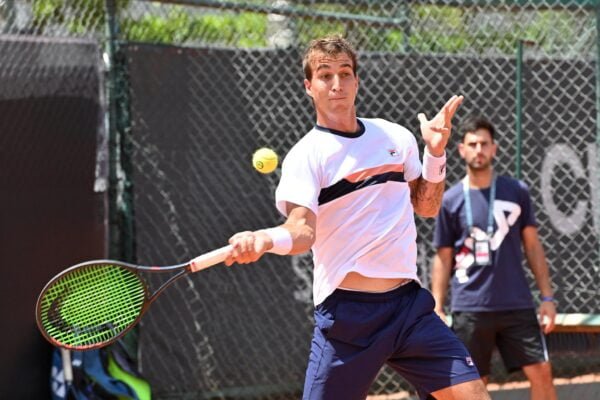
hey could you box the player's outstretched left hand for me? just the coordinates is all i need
[417,95,464,157]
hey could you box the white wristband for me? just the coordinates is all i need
[262,227,293,255]
[422,149,446,183]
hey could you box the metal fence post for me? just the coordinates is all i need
[105,0,135,262]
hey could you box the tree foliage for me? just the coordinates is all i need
[27,0,589,55]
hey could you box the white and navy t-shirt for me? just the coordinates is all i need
[275,118,422,306]
[433,176,537,312]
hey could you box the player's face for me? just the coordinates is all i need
[304,52,358,119]
[459,129,497,171]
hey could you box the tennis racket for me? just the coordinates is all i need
[36,245,233,351]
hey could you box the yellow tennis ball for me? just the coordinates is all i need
[252,147,278,174]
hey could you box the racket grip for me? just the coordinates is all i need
[60,348,73,384]
[189,245,233,272]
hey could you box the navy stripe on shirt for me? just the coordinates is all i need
[318,171,405,206]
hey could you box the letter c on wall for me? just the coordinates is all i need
[541,144,587,235]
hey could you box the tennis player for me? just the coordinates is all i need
[225,35,489,400]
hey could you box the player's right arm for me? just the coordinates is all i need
[226,135,319,266]
[431,246,454,323]
[224,203,316,266]
[281,203,316,254]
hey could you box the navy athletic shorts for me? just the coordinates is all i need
[303,281,480,400]
[452,309,549,376]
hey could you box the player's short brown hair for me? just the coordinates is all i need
[302,34,357,81]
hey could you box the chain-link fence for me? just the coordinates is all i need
[1,0,599,398]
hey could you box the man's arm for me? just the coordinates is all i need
[431,247,454,322]
[225,203,316,265]
[522,225,556,334]
[282,203,317,255]
[409,179,445,218]
[410,95,462,217]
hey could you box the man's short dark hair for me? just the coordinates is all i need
[302,34,358,81]
[459,115,496,142]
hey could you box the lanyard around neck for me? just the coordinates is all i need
[463,175,496,235]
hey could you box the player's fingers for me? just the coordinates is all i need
[223,244,236,266]
[445,95,464,124]
[448,95,464,115]
[228,231,253,242]
[430,126,450,132]
[228,234,253,264]
[248,235,270,263]
[249,252,261,263]
[429,127,451,135]
[237,235,256,263]
[453,94,464,110]
[243,232,268,264]
[438,95,457,122]
[224,245,241,266]
[441,95,457,113]
[417,113,428,124]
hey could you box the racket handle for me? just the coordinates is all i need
[189,245,233,272]
[60,348,73,384]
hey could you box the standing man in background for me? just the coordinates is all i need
[430,115,557,400]
[225,35,490,399]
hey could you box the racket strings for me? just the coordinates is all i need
[39,264,146,348]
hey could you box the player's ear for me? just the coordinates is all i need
[304,78,313,98]
[491,141,498,158]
